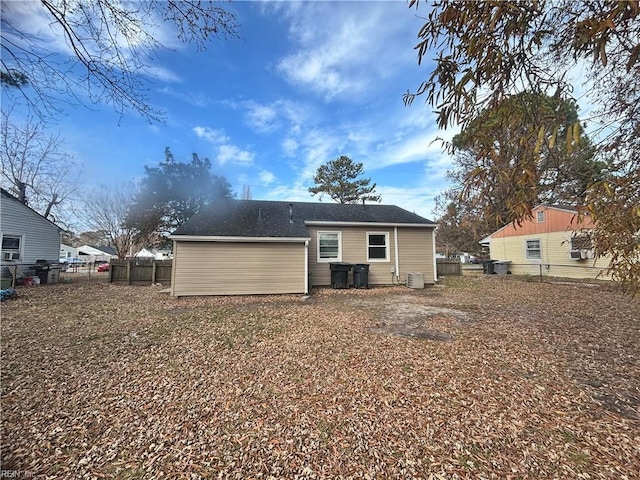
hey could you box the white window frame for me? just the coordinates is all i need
[525,239,542,260]
[366,231,390,262]
[317,231,342,262]
[1,234,23,260]
[536,211,545,223]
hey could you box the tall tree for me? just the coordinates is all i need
[433,174,495,257]
[405,1,640,292]
[0,108,79,224]
[83,182,137,259]
[0,1,238,122]
[309,155,381,204]
[125,148,234,239]
[451,92,606,226]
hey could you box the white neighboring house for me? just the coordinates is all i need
[456,252,473,264]
[134,248,173,260]
[77,245,117,264]
[60,244,77,259]
[1,188,62,285]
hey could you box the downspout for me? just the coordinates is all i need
[170,239,177,296]
[432,228,438,282]
[304,240,309,294]
[394,226,400,282]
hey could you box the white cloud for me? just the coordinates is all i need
[146,66,181,83]
[259,169,276,185]
[193,126,229,144]
[245,103,280,132]
[217,144,255,166]
[273,2,423,101]
[281,138,298,157]
[240,99,312,134]
[277,52,359,101]
[376,185,440,221]
[159,87,210,107]
[193,126,254,166]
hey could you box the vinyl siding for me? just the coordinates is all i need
[308,226,435,286]
[492,206,595,239]
[490,231,612,279]
[0,194,60,264]
[397,227,435,284]
[171,241,306,296]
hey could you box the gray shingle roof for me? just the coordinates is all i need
[171,200,436,238]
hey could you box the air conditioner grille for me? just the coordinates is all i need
[406,272,424,289]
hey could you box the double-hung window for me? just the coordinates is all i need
[525,239,541,260]
[318,231,341,262]
[2,234,22,260]
[367,232,389,262]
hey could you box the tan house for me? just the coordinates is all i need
[485,204,611,280]
[169,200,437,296]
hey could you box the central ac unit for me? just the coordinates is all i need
[569,250,582,260]
[406,272,424,289]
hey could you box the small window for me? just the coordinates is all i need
[2,235,22,260]
[318,231,341,262]
[536,211,545,223]
[367,232,389,261]
[526,239,541,259]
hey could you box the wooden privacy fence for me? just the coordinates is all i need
[436,258,462,276]
[109,259,172,285]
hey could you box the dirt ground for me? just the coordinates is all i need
[1,274,639,479]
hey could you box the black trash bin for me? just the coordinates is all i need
[482,259,498,275]
[34,260,50,284]
[329,262,352,289]
[353,263,369,289]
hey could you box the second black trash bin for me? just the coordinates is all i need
[329,262,352,289]
[353,263,369,288]
[482,259,498,275]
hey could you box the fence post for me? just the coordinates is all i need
[127,260,131,285]
[539,264,543,283]
[151,260,157,285]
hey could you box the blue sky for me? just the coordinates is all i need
[4,1,458,223]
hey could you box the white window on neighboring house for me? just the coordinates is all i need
[367,232,389,262]
[2,235,22,260]
[537,210,545,223]
[318,231,341,262]
[526,239,541,259]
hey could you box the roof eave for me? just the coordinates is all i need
[169,235,311,242]
[304,221,437,228]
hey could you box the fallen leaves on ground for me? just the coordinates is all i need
[1,275,639,479]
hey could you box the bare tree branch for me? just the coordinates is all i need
[0,0,238,123]
[0,107,80,225]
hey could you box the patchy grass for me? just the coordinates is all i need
[1,276,639,479]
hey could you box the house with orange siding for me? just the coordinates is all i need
[484,205,612,280]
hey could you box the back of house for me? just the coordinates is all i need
[169,200,437,296]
